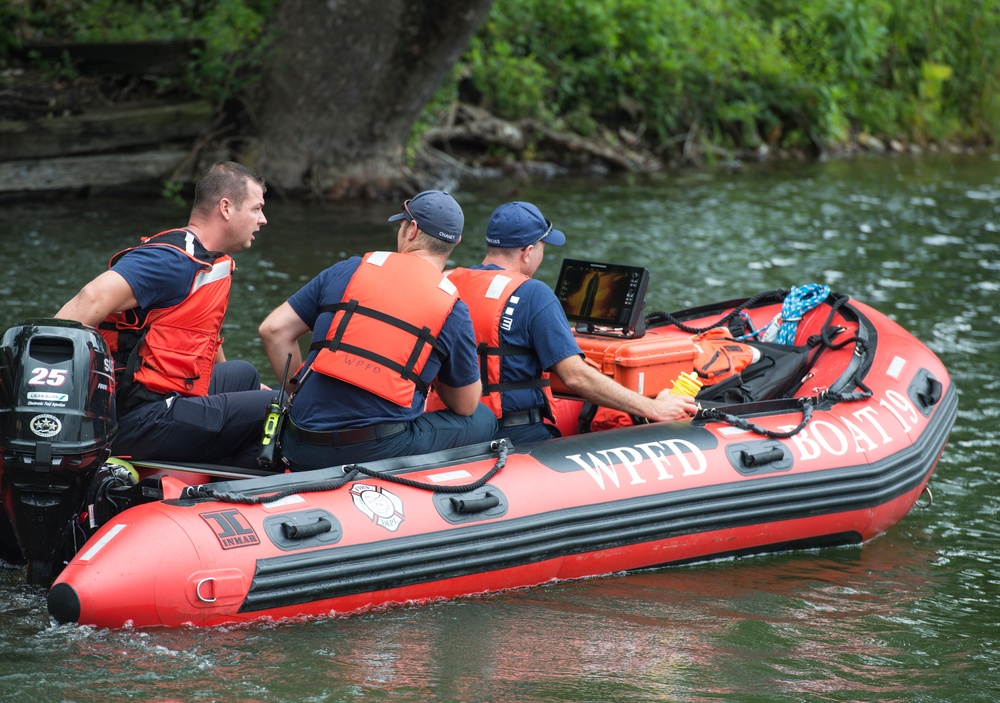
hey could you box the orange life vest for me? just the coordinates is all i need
[100,229,232,398]
[429,267,553,419]
[692,327,761,385]
[309,251,458,407]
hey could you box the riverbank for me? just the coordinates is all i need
[0,45,224,199]
[412,101,991,184]
[1,60,993,200]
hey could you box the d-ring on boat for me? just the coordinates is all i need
[0,258,956,629]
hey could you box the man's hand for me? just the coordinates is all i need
[645,388,699,422]
[552,354,698,423]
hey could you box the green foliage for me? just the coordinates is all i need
[466,37,553,121]
[3,0,276,104]
[441,0,1000,155]
[882,0,1000,141]
[0,4,24,55]
[160,180,187,207]
[7,0,998,157]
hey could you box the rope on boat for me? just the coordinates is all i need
[645,288,786,335]
[759,284,831,344]
[698,382,873,439]
[647,284,831,344]
[180,440,510,504]
[651,288,873,439]
[808,291,861,353]
[182,468,362,504]
[699,358,874,438]
[347,439,509,493]
[700,398,815,439]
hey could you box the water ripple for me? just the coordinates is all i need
[2,153,999,702]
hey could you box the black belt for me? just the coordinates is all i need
[499,408,544,428]
[286,419,409,446]
[119,386,172,415]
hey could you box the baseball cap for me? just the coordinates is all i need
[388,190,464,243]
[485,201,566,248]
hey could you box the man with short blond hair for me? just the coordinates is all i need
[57,161,273,468]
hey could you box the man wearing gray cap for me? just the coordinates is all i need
[437,201,696,445]
[259,190,497,469]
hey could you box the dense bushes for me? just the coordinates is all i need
[2,0,274,104]
[442,0,1000,156]
[5,0,997,160]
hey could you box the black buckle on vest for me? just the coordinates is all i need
[499,408,543,427]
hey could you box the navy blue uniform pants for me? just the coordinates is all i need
[281,404,498,470]
[113,360,274,469]
[494,420,560,446]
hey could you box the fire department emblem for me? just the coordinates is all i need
[350,483,404,531]
[29,414,62,438]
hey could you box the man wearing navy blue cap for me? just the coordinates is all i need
[439,201,697,444]
[259,190,497,469]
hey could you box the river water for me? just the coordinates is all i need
[0,152,998,702]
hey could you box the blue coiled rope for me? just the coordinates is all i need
[762,284,831,345]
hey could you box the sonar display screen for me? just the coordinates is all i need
[555,259,649,334]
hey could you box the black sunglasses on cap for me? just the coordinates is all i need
[520,219,554,250]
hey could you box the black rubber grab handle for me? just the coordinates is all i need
[281,518,332,540]
[450,493,500,514]
[740,448,785,467]
[918,377,943,408]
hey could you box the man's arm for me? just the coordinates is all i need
[551,354,697,422]
[430,299,485,416]
[523,286,696,420]
[432,379,484,416]
[55,270,138,326]
[259,301,310,392]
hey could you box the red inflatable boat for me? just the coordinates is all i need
[0,262,956,629]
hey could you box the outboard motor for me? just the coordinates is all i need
[0,319,116,586]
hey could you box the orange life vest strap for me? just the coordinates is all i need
[310,300,442,395]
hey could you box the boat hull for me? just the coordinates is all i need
[43,294,956,628]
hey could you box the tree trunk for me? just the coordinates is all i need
[254,0,494,200]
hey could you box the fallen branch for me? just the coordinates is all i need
[422,104,526,151]
[525,120,650,171]
[421,103,660,172]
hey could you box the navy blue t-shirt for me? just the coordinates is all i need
[111,245,203,311]
[468,264,582,413]
[288,256,481,430]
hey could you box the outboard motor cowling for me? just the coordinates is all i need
[0,319,116,586]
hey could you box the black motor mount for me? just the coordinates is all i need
[0,320,117,586]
